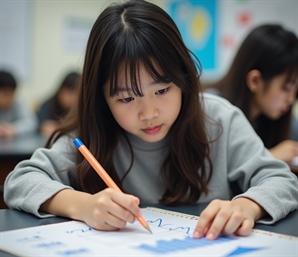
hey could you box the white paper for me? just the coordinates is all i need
[0,207,297,257]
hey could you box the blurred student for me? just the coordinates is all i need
[37,71,80,136]
[0,70,38,138]
[205,24,298,163]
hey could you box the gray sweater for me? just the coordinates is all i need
[4,93,298,224]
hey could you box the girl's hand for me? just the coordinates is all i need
[193,198,265,240]
[79,188,142,231]
[270,140,298,163]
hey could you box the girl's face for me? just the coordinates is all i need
[104,63,182,143]
[251,72,297,120]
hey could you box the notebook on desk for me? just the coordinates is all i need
[0,207,297,257]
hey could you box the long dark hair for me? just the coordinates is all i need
[47,0,213,205]
[205,24,298,148]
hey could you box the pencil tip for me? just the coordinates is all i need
[145,225,153,234]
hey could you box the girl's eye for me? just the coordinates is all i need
[156,87,169,95]
[120,97,134,103]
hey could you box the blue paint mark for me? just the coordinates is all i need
[225,246,266,256]
[57,248,89,256]
[66,227,93,234]
[16,235,42,242]
[34,241,63,248]
[147,218,191,234]
[137,236,237,254]
[147,218,171,227]
[168,226,191,234]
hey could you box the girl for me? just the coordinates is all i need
[204,24,298,163]
[4,0,298,241]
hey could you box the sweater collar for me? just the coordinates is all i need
[124,131,170,151]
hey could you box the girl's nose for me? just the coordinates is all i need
[138,101,159,121]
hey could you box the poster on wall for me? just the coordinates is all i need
[161,0,217,74]
[63,17,94,52]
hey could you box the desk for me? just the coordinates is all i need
[0,133,47,208]
[0,205,297,257]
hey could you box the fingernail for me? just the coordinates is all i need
[206,232,214,240]
[193,231,200,238]
[138,210,143,216]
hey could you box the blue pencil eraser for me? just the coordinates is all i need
[73,138,83,148]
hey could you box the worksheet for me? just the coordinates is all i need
[0,207,297,257]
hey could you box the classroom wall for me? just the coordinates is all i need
[0,0,297,110]
[25,1,106,110]
[1,0,109,110]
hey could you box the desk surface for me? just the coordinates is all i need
[0,205,297,257]
[0,133,47,158]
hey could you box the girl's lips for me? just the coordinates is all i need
[281,110,287,115]
[281,108,289,115]
[142,125,162,134]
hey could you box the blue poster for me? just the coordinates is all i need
[164,0,217,71]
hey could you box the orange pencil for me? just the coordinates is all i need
[73,138,152,233]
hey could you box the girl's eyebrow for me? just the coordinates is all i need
[116,87,133,93]
[113,87,133,97]
[115,80,166,96]
[115,80,165,94]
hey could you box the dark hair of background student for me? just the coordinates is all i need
[46,0,213,205]
[205,24,298,149]
[38,71,80,123]
[0,70,17,90]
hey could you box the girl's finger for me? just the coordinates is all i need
[109,191,141,223]
[104,211,127,229]
[204,209,231,240]
[93,217,123,231]
[235,218,254,236]
[193,200,221,238]
[101,189,141,219]
[221,212,243,235]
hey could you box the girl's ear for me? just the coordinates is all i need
[246,69,262,93]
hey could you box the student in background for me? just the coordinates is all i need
[37,71,80,137]
[4,0,298,241]
[0,70,38,138]
[204,24,298,163]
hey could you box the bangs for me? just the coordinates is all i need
[109,47,171,97]
[102,27,179,98]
